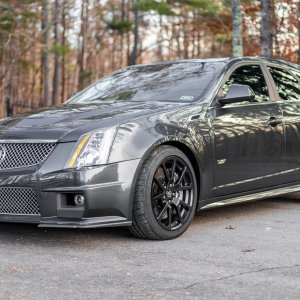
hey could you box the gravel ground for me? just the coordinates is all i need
[0,197,300,300]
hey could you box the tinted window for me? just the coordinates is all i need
[220,65,270,103]
[268,67,300,101]
[67,62,224,104]
[291,69,300,82]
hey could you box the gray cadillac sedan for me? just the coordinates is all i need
[1,57,300,240]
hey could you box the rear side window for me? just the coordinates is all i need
[291,69,300,82]
[220,65,270,103]
[268,67,300,101]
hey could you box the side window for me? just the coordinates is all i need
[268,67,300,101]
[291,69,300,82]
[219,65,270,103]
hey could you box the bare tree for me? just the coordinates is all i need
[41,0,51,107]
[261,0,272,58]
[232,0,243,57]
[129,0,139,66]
[61,0,67,101]
[52,0,60,106]
[298,0,300,64]
[78,0,87,89]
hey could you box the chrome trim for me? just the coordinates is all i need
[0,213,41,216]
[43,181,124,192]
[201,182,300,210]
[0,139,57,143]
[39,216,132,229]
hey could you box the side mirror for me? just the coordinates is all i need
[218,84,255,106]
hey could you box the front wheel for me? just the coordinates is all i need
[129,145,197,240]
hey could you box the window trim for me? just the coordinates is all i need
[209,62,277,108]
[263,63,300,103]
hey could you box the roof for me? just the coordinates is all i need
[136,56,300,70]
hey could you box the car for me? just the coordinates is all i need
[1,57,300,240]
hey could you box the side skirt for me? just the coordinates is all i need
[199,182,300,210]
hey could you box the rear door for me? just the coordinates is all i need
[209,63,285,197]
[265,65,300,183]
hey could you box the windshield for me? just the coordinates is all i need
[67,61,224,104]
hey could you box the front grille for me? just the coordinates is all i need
[0,187,40,215]
[0,142,56,170]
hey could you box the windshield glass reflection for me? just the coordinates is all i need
[67,62,224,104]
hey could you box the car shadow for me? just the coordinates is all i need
[0,197,299,245]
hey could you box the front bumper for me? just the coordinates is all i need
[0,149,140,228]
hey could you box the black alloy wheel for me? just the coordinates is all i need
[130,145,197,240]
[151,156,194,231]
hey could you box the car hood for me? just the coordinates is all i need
[0,101,187,142]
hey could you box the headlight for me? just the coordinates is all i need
[65,127,117,169]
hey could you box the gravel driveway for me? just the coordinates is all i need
[0,198,300,300]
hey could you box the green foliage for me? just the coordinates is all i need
[134,0,224,17]
[80,71,93,81]
[19,58,34,73]
[21,9,38,20]
[215,33,230,43]
[223,0,232,6]
[0,9,16,31]
[52,43,72,56]
[106,19,133,34]
[174,0,224,15]
[0,5,38,32]
[134,0,175,16]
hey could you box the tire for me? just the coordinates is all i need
[129,145,198,240]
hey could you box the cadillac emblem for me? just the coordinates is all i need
[0,145,6,164]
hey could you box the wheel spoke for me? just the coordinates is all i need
[154,177,165,191]
[168,207,172,229]
[153,192,164,201]
[175,206,182,223]
[162,162,170,183]
[181,185,193,191]
[157,204,168,221]
[177,167,187,185]
[174,184,193,192]
[171,159,177,182]
[180,200,190,211]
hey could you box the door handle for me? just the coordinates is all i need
[267,117,282,127]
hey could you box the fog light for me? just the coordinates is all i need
[74,194,85,206]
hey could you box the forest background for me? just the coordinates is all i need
[0,0,298,117]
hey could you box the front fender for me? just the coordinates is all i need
[108,111,214,215]
[108,120,199,163]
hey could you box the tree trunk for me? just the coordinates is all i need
[183,7,189,59]
[129,0,139,66]
[78,0,86,89]
[61,0,66,102]
[298,0,300,64]
[261,0,272,58]
[52,0,60,106]
[41,0,51,107]
[231,0,243,57]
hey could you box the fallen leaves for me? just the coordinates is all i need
[242,249,256,253]
[225,225,236,230]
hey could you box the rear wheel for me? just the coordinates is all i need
[129,145,197,240]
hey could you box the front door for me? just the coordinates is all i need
[210,64,285,196]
